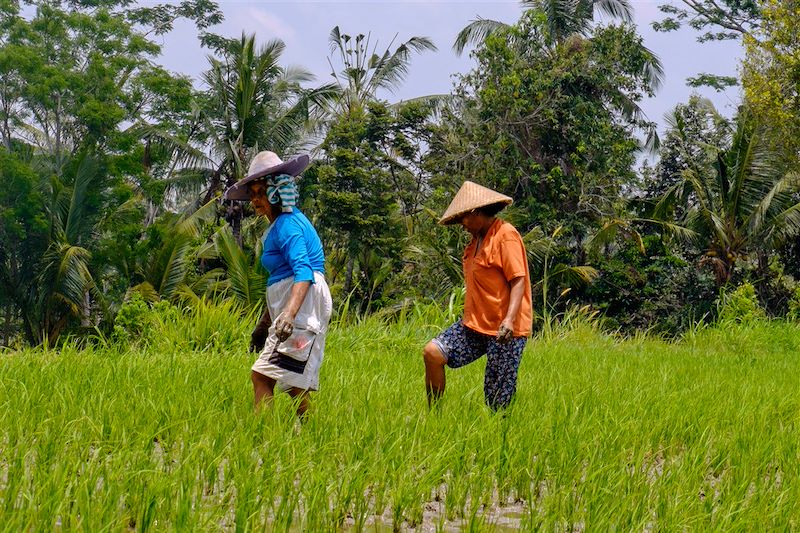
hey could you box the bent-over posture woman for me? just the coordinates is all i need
[423,181,532,410]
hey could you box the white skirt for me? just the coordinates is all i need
[251,272,332,391]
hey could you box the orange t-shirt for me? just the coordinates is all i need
[462,218,532,337]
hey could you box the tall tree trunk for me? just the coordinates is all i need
[1,110,11,151]
[573,228,587,265]
[2,305,9,347]
[225,201,243,246]
[755,250,770,309]
[144,199,158,228]
[343,255,355,296]
[80,291,91,328]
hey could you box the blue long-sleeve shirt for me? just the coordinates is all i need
[261,210,325,286]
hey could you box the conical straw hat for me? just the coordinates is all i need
[439,181,513,225]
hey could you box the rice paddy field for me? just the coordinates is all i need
[2,300,800,531]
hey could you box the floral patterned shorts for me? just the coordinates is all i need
[432,319,527,410]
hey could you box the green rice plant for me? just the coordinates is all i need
[3,300,800,530]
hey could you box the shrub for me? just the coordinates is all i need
[787,287,800,321]
[582,237,717,336]
[717,282,766,325]
[149,297,253,353]
[112,293,152,342]
[112,294,182,346]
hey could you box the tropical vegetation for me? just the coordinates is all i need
[3,0,800,529]
[2,0,800,346]
[3,297,800,529]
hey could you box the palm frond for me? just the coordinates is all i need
[255,37,287,69]
[727,115,759,219]
[213,225,266,308]
[175,199,218,238]
[587,218,645,254]
[162,167,213,201]
[97,195,143,229]
[453,18,508,55]
[280,64,316,85]
[64,156,99,244]
[539,0,582,40]
[44,176,70,237]
[128,282,160,303]
[765,189,800,246]
[746,172,800,238]
[188,268,227,298]
[637,218,700,244]
[639,43,664,92]
[546,263,600,287]
[522,226,552,268]
[592,0,633,23]
[368,36,437,96]
[126,122,214,170]
[41,242,94,315]
[196,239,219,261]
[651,181,684,220]
[328,26,345,56]
[704,208,731,248]
[150,233,194,300]
[682,168,713,212]
[609,89,660,152]
[262,84,339,153]
[173,283,202,307]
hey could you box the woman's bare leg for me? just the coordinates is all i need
[287,387,311,419]
[252,370,276,412]
[423,341,447,407]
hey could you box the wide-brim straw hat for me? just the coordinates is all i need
[223,151,310,201]
[439,180,513,225]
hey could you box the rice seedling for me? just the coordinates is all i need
[2,300,800,530]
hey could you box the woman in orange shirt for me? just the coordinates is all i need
[423,181,532,410]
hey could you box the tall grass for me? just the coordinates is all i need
[2,299,800,530]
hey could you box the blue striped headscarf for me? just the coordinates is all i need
[266,174,299,213]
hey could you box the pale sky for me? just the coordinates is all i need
[155,0,743,140]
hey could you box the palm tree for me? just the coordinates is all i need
[28,156,100,344]
[134,34,337,239]
[206,223,267,309]
[203,34,338,237]
[127,199,219,303]
[653,107,800,285]
[327,26,437,112]
[454,0,633,54]
[319,27,438,299]
[454,0,663,149]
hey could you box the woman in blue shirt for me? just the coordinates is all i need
[224,151,332,418]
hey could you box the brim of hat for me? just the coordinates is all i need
[223,154,310,201]
[439,199,512,225]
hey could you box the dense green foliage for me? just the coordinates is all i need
[441,14,658,232]
[1,0,799,346]
[742,0,800,169]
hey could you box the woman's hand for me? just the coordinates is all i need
[497,276,525,344]
[274,281,312,341]
[274,311,294,341]
[496,317,514,343]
